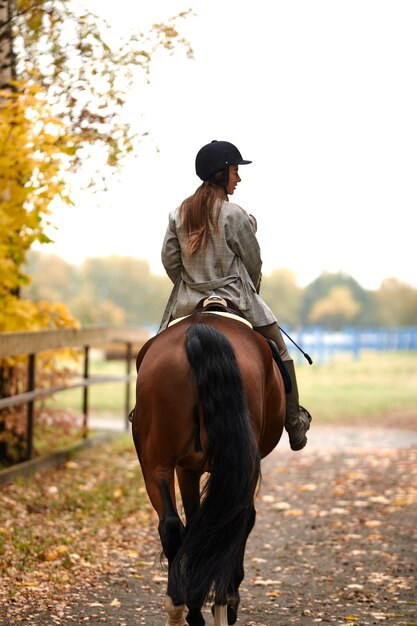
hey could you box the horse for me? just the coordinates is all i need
[131,307,286,626]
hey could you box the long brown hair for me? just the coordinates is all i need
[179,180,226,255]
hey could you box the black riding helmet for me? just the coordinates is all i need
[195,140,252,189]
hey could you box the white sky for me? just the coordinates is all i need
[44,0,417,290]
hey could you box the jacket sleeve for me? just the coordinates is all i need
[161,214,182,284]
[226,209,263,290]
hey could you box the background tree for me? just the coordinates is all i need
[23,252,171,327]
[260,269,302,328]
[22,252,79,304]
[75,256,170,326]
[300,271,373,327]
[22,252,417,330]
[308,285,360,330]
[373,278,417,327]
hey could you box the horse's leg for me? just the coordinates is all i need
[159,478,188,625]
[226,504,256,625]
[211,503,256,625]
[176,466,202,523]
[176,467,206,626]
[164,595,187,626]
[141,470,187,626]
[213,604,228,626]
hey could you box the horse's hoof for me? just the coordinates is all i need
[211,600,238,625]
[227,605,238,625]
[186,607,205,626]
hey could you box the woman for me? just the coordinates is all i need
[159,140,311,451]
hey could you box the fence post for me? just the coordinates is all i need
[125,342,132,431]
[26,354,35,460]
[82,346,89,438]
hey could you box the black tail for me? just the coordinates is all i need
[171,323,260,606]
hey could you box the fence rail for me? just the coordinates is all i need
[0,326,150,461]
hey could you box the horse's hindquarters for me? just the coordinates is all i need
[131,314,286,622]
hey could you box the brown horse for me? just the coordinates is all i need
[131,309,285,626]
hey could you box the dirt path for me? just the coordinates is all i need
[3,424,417,626]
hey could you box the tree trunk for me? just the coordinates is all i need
[0,0,16,87]
[0,0,19,464]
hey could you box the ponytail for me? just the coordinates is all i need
[179,182,226,255]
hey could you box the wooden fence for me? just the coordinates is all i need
[0,326,150,461]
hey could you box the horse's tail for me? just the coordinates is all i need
[172,322,260,606]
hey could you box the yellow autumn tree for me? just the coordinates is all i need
[0,82,80,463]
[1,0,192,329]
[0,82,80,332]
[309,286,360,330]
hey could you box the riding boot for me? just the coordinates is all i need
[284,360,312,451]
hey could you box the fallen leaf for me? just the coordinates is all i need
[369,495,390,504]
[65,461,79,469]
[265,590,281,597]
[42,545,68,562]
[271,501,290,511]
[126,549,139,558]
[152,574,167,583]
[283,508,304,517]
[330,507,349,515]
[253,578,280,586]
[298,483,317,492]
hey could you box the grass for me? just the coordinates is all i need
[297,350,417,423]
[45,356,136,416]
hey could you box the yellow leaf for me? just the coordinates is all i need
[284,508,304,517]
[364,520,382,528]
[298,483,317,492]
[42,544,68,561]
[265,589,281,597]
[271,502,290,511]
[42,549,59,561]
[126,549,139,558]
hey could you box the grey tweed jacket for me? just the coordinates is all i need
[159,200,277,331]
